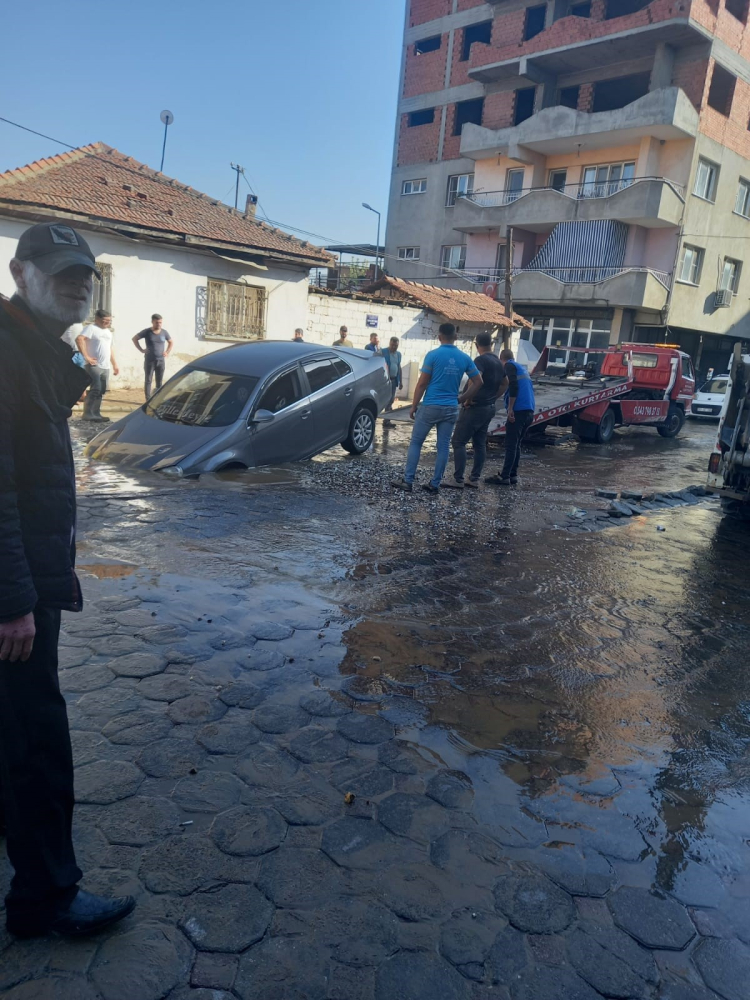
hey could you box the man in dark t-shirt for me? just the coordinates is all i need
[132,313,173,399]
[444,331,504,489]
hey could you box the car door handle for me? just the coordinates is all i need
[300,409,312,419]
[344,388,354,397]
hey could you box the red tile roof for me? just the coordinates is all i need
[365,276,530,328]
[0,142,332,266]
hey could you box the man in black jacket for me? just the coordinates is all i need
[0,222,135,938]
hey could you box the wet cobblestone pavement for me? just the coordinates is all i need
[1,419,749,999]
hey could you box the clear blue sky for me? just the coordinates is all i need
[0,0,404,247]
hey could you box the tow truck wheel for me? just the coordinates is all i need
[657,404,685,438]
[595,408,616,444]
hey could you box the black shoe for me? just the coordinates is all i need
[510,478,518,485]
[383,420,396,428]
[440,480,464,489]
[484,475,511,486]
[391,479,413,493]
[7,889,136,939]
[421,483,440,494]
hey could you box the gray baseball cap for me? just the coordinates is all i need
[15,223,101,278]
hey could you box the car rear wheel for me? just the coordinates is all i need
[342,406,375,454]
[594,408,616,444]
[657,404,685,438]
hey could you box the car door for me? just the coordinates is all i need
[301,356,354,448]
[248,365,314,465]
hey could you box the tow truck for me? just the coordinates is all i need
[488,343,695,443]
[706,343,750,516]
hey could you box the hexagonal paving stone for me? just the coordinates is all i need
[96,795,183,847]
[235,937,329,1000]
[115,608,159,628]
[321,816,423,871]
[180,883,273,952]
[375,952,473,1000]
[75,760,143,804]
[168,694,227,725]
[250,622,293,641]
[233,744,300,788]
[694,937,750,1000]
[90,921,193,1000]
[252,703,310,734]
[535,846,617,898]
[567,923,659,998]
[426,770,474,810]
[272,777,341,826]
[256,847,343,908]
[137,623,189,645]
[88,634,149,656]
[440,910,505,968]
[59,664,115,693]
[0,938,54,992]
[101,710,173,746]
[138,674,196,702]
[608,886,696,950]
[378,740,425,774]
[197,711,261,754]
[298,689,351,717]
[70,730,117,767]
[75,686,142,719]
[430,830,509,885]
[337,712,395,745]
[137,738,207,778]
[58,646,93,669]
[210,805,286,856]
[317,898,399,967]
[659,983,724,1000]
[288,727,349,764]
[488,925,529,985]
[493,873,575,934]
[379,866,450,921]
[242,649,286,672]
[109,651,167,678]
[2,977,101,1000]
[172,771,245,813]
[329,759,395,798]
[218,679,266,709]
[378,792,455,845]
[139,834,242,894]
[511,968,602,1000]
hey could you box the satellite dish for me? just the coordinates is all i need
[160,110,175,126]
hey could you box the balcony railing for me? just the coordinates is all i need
[459,176,685,208]
[447,265,672,289]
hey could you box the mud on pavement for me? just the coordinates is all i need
[1,418,748,1000]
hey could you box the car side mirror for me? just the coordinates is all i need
[249,409,275,424]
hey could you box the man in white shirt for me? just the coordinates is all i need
[76,309,118,421]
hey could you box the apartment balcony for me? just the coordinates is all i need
[452,177,685,234]
[461,88,698,161]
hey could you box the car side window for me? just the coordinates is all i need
[303,358,344,392]
[256,368,303,413]
[332,358,352,378]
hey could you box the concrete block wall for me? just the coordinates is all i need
[397,111,443,165]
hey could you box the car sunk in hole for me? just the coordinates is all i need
[86,341,391,477]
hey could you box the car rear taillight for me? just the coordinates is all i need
[708,453,720,474]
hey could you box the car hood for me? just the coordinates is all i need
[693,392,724,404]
[86,408,223,470]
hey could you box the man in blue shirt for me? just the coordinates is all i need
[364,333,380,353]
[392,323,482,494]
[485,348,536,486]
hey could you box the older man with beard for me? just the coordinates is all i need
[0,222,135,938]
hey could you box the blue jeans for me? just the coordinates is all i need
[404,404,460,487]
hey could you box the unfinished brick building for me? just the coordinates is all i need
[385,0,750,374]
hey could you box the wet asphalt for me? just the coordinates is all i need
[1,414,748,1000]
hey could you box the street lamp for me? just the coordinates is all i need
[362,202,381,282]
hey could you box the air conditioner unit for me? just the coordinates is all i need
[714,288,732,308]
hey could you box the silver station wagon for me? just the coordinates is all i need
[86,341,391,477]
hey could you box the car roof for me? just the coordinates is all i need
[192,340,371,376]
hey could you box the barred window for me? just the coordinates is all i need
[86,261,112,322]
[206,278,266,340]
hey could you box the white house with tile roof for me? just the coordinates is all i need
[0,143,332,390]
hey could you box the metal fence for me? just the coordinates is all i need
[459,176,685,208]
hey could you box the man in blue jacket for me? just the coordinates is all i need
[485,348,536,486]
[0,223,135,938]
[392,323,483,494]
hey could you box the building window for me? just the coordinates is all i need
[725,0,748,23]
[495,243,508,272]
[549,169,568,191]
[86,262,113,322]
[592,72,649,112]
[398,247,420,260]
[415,35,441,55]
[569,1,592,15]
[206,278,266,340]
[558,86,580,109]
[524,5,547,40]
[707,64,736,117]
[735,178,750,217]
[677,244,704,285]
[441,245,467,273]
[604,0,651,18]
[461,21,492,61]
[453,97,484,135]
[521,317,612,366]
[402,178,427,195]
[408,108,435,127]
[514,87,536,125]
[505,168,525,201]
[720,257,742,292]
[580,161,635,198]
[694,158,719,202]
[446,173,474,206]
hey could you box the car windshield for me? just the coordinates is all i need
[699,378,728,395]
[145,369,259,427]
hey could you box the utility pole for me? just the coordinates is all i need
[230,163,245,210]
[503,224,514,350]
